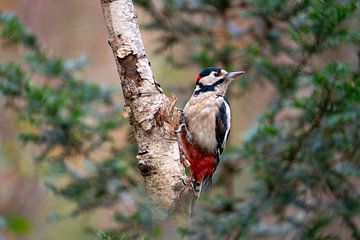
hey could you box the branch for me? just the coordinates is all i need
[100,0,194,224]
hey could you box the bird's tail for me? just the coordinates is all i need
[201,175,213,192]
[192,175,213,198]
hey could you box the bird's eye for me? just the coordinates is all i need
[214,72,220,77]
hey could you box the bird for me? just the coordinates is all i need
[178,66,244,196]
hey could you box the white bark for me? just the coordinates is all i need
[100,0,194,223]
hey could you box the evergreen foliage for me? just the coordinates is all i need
[0,11,151,239]
[1,0,360,238]
[135,0,360,239]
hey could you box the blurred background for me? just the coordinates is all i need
[0,1,124,239]
[0,0,359,239]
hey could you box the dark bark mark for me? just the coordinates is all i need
[154,80,164,93]
[117,54,144,99]
[138,150,149,156]
[138,160,156,177]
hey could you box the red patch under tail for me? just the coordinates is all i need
[181,132,215,194]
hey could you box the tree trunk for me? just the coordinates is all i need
[100,0,194,224]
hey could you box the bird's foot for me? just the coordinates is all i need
[176,121,193,143]
[178,145,191,167]
[186,131,193,142]
[183,159,191,168]
[175,109,186,132]
[180,176,189,186]
[175,122,186,133]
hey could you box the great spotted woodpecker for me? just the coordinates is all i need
[178,67,244,196]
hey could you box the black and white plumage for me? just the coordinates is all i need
[179,67,244,195]
[215,97,231,168]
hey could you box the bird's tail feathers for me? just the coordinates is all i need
[192,175,213,198]
[201,175,213,192]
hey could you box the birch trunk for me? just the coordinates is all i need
[100,0,194,224]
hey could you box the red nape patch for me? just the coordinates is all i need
[196,74,201,82]
[181,132,215,182]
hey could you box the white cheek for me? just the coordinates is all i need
[199,76,217,85]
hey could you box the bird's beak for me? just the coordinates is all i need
[226,71,245,80]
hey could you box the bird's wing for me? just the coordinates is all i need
[214,96,231,170]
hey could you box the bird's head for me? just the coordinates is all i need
[194,67,244,95]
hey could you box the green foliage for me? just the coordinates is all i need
[96,230,128,240]
[1,0,360,238]
[136,0,360,239]
[0,214,31,236]
[0,11,149,239]
[0,12,38,48]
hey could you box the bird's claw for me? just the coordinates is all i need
[186,131,193,142]
[175,123,186,133]
[183,159,191,168]
[177,122,192,142]
[176,109,187,132]
[180,176,189,186]
[176,109,192,168]
[179,148,191,167]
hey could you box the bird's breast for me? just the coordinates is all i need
[183,93,223,153]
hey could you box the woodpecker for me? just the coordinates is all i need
[178,66,244,196]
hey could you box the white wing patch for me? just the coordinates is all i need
[222,100,231,149]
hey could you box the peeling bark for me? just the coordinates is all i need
[100,0,195,224]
